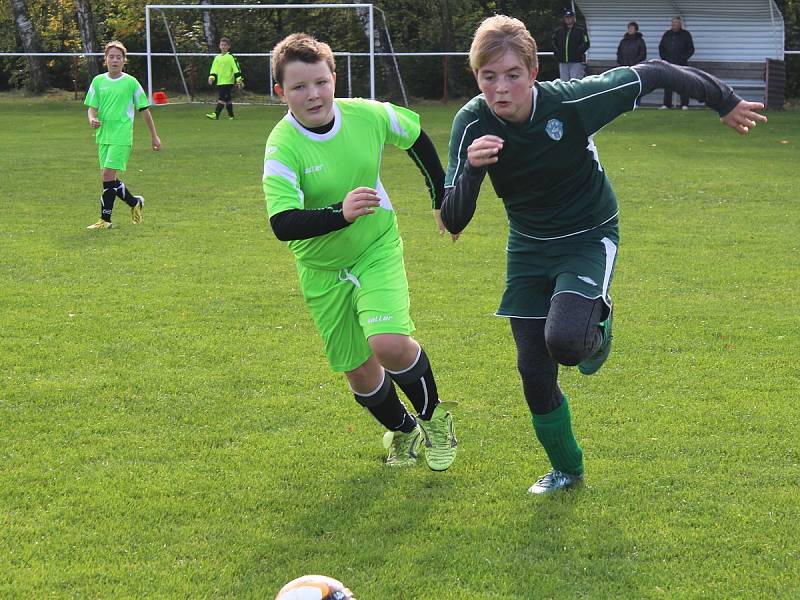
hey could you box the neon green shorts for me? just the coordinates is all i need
[497,221,619,318]
[297,238,414,372]
[98,144,131,171]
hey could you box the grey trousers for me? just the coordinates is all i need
[559,62,586,81]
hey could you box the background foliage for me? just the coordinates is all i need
[2,0,798,99]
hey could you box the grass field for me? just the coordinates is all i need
[1,96,799,599]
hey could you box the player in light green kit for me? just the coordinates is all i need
[442,15,766,493]
[206,37,243,120]
[85,41,161,229]
[264,33,458,470]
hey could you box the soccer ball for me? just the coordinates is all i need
[275,575,355,600]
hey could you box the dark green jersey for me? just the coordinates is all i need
[445,67,641,239]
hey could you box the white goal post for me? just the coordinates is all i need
[144,3,378,104]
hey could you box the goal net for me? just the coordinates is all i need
[144,3,407,106]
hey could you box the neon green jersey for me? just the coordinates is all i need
[84,73,149,146]
[209,53,243,85]
[263,98,421,270]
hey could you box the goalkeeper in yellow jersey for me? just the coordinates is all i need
[206,37,243,120]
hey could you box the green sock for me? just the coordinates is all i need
[531,397,584,476]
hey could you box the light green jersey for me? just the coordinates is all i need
[446,67,641,239]
[263,98,421,270]
[84,73,149,146]
[209,53,243,85]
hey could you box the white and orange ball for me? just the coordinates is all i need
[275,575,355,600]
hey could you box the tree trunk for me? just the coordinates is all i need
[74,0,100,81]
[199,0,217,52]
[9,0,48,92]
[439,0,453,102]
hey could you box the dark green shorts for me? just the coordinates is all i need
[497,221,619,319]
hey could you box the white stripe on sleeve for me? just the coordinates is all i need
[263,159,305,207]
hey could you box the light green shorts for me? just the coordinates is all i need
[298,239,414,372]
[98,144,131,171]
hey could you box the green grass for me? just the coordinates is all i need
[1,97,799,598]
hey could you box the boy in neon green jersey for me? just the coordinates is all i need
[442,15,766,494]
[264,33,458,470]
[84,41,161,229]
[206,37,243,120]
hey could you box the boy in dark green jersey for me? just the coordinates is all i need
[263,33,458,470]
[441,15,766,494]
[206,37,243,120]
[85,41,161,229]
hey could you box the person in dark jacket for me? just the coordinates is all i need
[552,9,590,80]
[659,16,695,109]
[617,21,646,66]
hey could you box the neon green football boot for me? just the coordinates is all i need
[418,401,458,471]
[578,310,613,375]
[382,425,423,467]
[86,219,112,230]
[131,196,144,224]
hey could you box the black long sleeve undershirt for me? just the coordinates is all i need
[440,163,486,236]
[632,59,741,117]
[406,128,445,210]
[270,129,445,241]
[440,59,743,235]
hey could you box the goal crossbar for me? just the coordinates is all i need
[144,3,377,103]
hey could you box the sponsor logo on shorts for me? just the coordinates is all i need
[367,315,394,324]
[545,118,564,141]
[304,164,324,174]
[578,275,598,286]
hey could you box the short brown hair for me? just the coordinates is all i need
[469,15,537,73]
[104,40,127,58]
[220,37,231,45]
[271,33,335,86]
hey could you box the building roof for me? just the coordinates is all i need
[575,0,785,62]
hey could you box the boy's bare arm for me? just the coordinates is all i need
[88,107,100,129]
[141,109,161,150]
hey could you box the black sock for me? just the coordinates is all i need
[387,347,440,420]
[226,102,234,117]
[113,179,138,207]
[101,181,116,221]
[215,103,223,118]
[353,371,416,433]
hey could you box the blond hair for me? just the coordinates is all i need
[104,40,127,58]
[271,33,335,86]
[469,15,537,73]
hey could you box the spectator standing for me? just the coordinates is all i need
[552,9,590,80]
[617,21,646,66]
[659,16,695,109]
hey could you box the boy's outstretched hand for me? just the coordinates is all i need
[721,100,767,135]
[152,136,162,151]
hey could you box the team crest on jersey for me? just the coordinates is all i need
[545,118,564,141]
